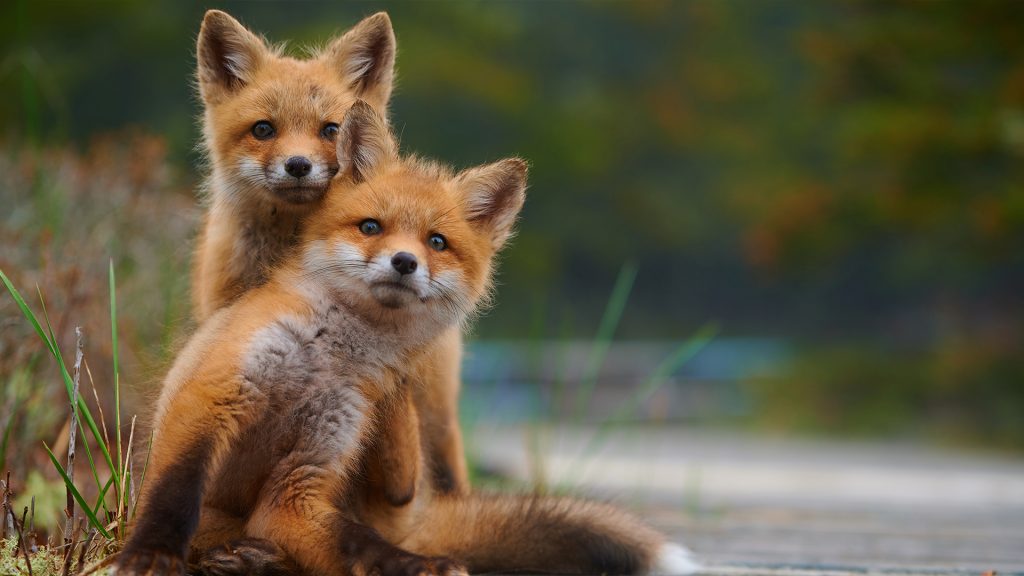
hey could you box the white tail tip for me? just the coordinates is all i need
[650,543,701,575]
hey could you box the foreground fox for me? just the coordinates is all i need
[115,102,696,576]
[191,9,468,498]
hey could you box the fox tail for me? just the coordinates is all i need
[401,492,700,575]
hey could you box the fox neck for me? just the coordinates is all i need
[209,168,321,218]
[203,169,321,294]
[283,266,455,363]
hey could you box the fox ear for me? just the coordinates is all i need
[324,12,397,110]
[457,158,528,250]
[336,100,398,183]
[196,10,268,103]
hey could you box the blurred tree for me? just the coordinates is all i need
[1,0,1021,446]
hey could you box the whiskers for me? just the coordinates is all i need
[300,261,367,283]
[426,274,474,322]
[300,243,475,326]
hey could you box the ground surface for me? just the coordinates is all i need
[469,425,1024,576]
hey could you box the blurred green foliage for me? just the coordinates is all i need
[2,0,1023,448]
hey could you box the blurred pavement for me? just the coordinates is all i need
[468,425,1024,575]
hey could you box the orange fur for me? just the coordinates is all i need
[117,102,527,576]
[189,9,470,504]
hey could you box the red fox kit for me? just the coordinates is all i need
[117,102,696,576]
[190,9,469,500]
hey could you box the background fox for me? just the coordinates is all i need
[190,9,470,502]
[118,101,694,576]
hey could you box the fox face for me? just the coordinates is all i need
[301,102,527,330]
[196,10,396,207]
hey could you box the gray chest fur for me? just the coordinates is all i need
[242,295,402,402]
[208,297,405,513]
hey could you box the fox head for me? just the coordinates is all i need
[301,101,527,332]
[196,10,396,207]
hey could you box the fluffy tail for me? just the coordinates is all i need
[399,492,699,575]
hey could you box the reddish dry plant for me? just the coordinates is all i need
[1,131,197,533]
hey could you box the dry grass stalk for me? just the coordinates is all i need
[15,504,33,576]
[116,415,137,528]
[63,326,84,574]
[77,526,97,574]
[2,473,13,541]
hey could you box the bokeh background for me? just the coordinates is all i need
[3,0,1024,527]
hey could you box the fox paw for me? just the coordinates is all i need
[198,538,298,576]
[364,554,467,576]
[113,549,186,576]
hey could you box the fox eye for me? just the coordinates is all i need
[321,123,340,139]
[427,233,447,252]
[252,121,275,140]
[359,219,382,235]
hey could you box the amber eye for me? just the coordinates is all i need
[252,121,275,140]
[359,219,382,235]
[428,233,447,251]
[321,123,340,139]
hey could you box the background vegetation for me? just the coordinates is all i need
[2,0,1023,548]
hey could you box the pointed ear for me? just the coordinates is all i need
[336,100,398,183]
[457,158,528,250]
[196,10,269,103]
[323,12,397,110]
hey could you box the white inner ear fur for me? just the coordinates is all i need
[342,51,375,85]
[220,40,258,82]
[464,176,516,229]
[460,160,528,247]
[324,13,395,100]
[198,12,268,90]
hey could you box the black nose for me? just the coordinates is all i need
[391,252,418,275]
[284,156,312,178]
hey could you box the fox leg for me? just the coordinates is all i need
[198,538,299,576]
[366,379,422,507]
[115,378,266,576]
[201,518,466,576]
[412,328,469,495]
[187,505,247,570]
[200,385,463,576]
[192,506,246,550]
[199,472,465,576]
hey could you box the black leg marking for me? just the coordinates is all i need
[120,438,212,561]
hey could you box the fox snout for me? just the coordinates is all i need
[362,248,430,310]
[391,252,418,275]
[284,156,313,178]
[261,153,338,204]
[370,246,427,286]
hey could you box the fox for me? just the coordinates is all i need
[190,8,470,503]
[116,102,697,576]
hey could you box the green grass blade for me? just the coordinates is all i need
[572,323,719,478]
[1,269,119,509]
[77,400,116,475]
[34,284,120,491]
[131,432,154,520]
[76,424,110,518]
[44,443,113,539]
[1,269,55,358]
[609,322,717,424]
[110,260,124,508]
[92,475,115,518]
[573,262,638,423]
